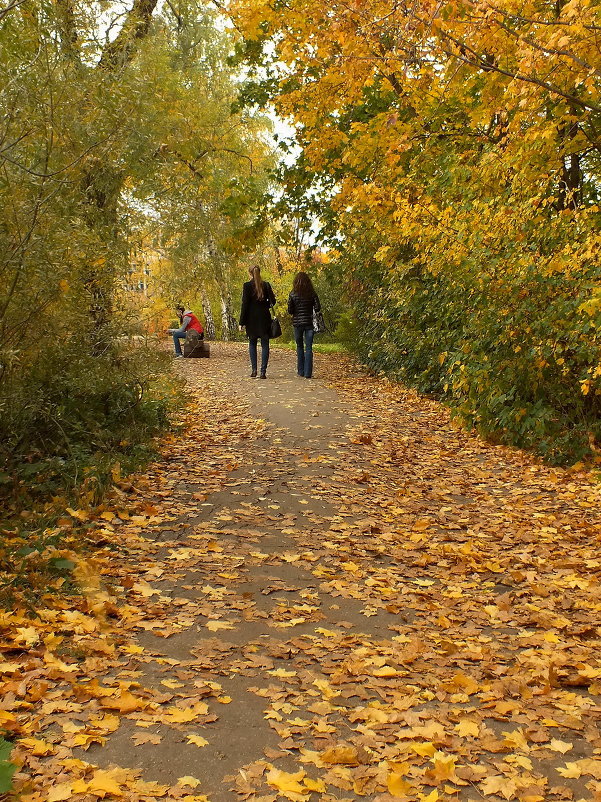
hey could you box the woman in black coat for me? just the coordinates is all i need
[287,271,320,379]
[239,266,276,378]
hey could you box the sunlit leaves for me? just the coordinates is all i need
[229,0,601,462]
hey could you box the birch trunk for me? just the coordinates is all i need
[201,285,216,340]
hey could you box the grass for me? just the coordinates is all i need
[275,340,348,354]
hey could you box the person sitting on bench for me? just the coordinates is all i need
[168,305,204,358]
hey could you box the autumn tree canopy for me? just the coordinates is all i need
[0,1,274,497]
[230,0,601,462]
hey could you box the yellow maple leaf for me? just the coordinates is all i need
[313,678,339,699]
[133,581,158,597]
[181,796,210,802]
[455,719,479,737]
[266,767,308,796]
[178,776,201,788]
[575,758,601,779]
[71,731,106,749]
[409,742,436,757]
[15,627,40,647]
[164,703,208,722]
[131,778,170,794]
[427,752,457,781]
[90,714,120,732]
[206,620,234,631]
[502,728,529,752]
[549,739,572,753]
[321,745,360,765]
[122,644,144,655]
[18,737,53,756]
[373,665,399,677]
[303,777,326,792]
[87,769,124,797]
[101,690,146,713]
[387,772,412,796]
[480,775,518,798]
[187,734,209,747]
[314,627,338,637]
[66,507,88,521]
[47,783,73,802]
[449,672,479,694]
[506,754,533,771]
[556,762,582,778]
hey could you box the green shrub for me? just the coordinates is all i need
[335,250,601,465]
[0,334,177,507]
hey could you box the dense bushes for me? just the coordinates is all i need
[337,249,601,465]
[0,329,175,508]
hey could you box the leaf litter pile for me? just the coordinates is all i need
[2,342,601,802]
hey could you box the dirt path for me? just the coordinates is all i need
[11,343,601,801]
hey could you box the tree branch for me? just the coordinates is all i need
[98,0,160,72]
[0,0,28,23]
[55,0,79,60]
[437,28,601,113]
[165,0,182,29]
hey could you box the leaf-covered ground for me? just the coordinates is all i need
[3,343,601,801]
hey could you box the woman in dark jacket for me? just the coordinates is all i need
[287,271,321,379]
[239,265,276,378]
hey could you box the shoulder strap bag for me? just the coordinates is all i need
[269,299,282,339]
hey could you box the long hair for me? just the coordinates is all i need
[292,271,315,299]
[250,265,264,301]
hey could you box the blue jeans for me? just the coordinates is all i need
[294,326,314,378]
[172,326,187,356]
[249,337,270,373]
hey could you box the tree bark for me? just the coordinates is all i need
[201,284,216,340]
[79,1,159,339]
[98,0,160,72]
[220,294,230,340]
[55,0,79,60]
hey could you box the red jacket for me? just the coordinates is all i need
[183,310,203,334]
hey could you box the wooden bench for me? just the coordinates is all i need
[183,332,210,358]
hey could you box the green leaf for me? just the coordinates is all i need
[50,558,76,572]
[0,738,16,793]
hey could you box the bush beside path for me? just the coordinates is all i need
[3,342,601,801]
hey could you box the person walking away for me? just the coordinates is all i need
[239,266,276,378]
[288,271,321,379]
[168,305,204,358]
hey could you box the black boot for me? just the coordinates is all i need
[259,371,266,379]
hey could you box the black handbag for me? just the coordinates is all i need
[270,315,282,339]
[312,309,327,334]
[268,300,282,339]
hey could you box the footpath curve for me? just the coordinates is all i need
[11,342,601,802]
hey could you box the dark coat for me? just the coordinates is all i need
[239,280,276,339]
[287,291,320,328]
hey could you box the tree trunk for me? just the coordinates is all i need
[201,285,216,340]
[558,148,582,210]
[80,158,124,340]
[220,294,231,340]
